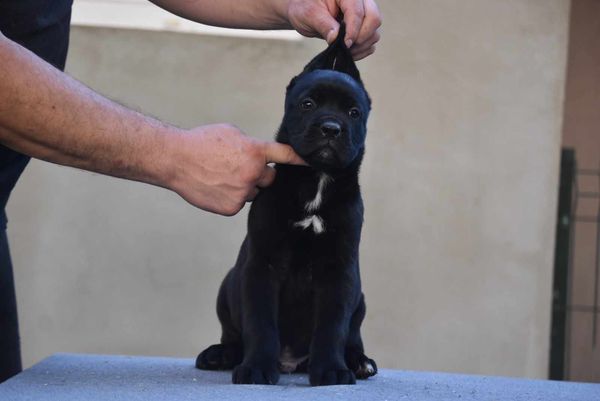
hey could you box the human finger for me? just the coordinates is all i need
[340,0,365,48]
[245,187,260,202]
[256,165,277,188]
[262,142,307,166]
[309,9,340,43]
[352,44,376,61]
[354,0,382,47]
[350,29,380,58]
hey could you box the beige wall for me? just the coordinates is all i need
[7,0,570,378]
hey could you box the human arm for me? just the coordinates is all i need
[0,32,304,216]
[150,0,382,60]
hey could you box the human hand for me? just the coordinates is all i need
[165,124,306,216]
[286,0,382,60]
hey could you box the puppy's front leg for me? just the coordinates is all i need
[309,268,357,386]
[232,262,281,385]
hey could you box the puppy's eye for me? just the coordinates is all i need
[349,107,361,119]
[300,99,315,111]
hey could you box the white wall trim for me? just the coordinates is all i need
[72,0,303,41]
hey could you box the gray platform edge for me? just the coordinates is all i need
[0,353,598,401]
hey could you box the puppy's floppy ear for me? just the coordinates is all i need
[302,22,362,83]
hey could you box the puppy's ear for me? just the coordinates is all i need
[302,22,362,83]
[286,76,298,92]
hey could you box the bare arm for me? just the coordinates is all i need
[0,32,175,187]
[151,0,382,60]
[149,0,291,30]
[0,32,304,216]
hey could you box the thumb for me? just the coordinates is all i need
[310,12,340,44]
[262,142,307,166]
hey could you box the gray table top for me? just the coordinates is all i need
[0,353,598,401]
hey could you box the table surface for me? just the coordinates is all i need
[0,353,598,401]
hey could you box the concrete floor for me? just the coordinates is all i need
[0,354,598,401]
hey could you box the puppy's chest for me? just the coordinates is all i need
[268,173,335,277]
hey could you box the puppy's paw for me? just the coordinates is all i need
[232,363,280,385]
[345,347,378,379]
[195,343,242,371]
[309,367,356,386]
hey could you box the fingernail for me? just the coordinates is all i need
[345,39,353,48]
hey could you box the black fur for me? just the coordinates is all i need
[196,24,377,386]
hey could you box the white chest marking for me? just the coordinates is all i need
[279,347,309,373]
[305,174,332,213]
[293,174,331,234]
[294,215,325,234]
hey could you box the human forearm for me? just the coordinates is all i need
[149,0,291,30]
[0,32,179,187]
[0,33,305,215]
[150,0,382,60]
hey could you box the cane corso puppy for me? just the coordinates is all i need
[195,24,377,386]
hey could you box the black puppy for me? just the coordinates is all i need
[196,25,376,386]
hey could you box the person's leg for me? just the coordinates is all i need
[0,229,21,383]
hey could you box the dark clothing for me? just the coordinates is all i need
[0,0,73,229]
[0,0,73,37]
[0,0,73,382]
[0,230,19,382]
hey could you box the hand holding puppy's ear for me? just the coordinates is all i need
[301,23,363,83]
[286,0,382,60]
[286,0,339,43]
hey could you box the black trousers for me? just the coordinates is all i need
[0,12,71,383]
[0,230,20,382]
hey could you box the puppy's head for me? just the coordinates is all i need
[278,24,371,172]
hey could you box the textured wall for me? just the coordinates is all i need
[7,0,570,378]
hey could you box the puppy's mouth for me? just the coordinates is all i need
[299,144,342,169]
[315,144,337,160]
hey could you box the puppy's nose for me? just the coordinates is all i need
[320,121,342,138]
